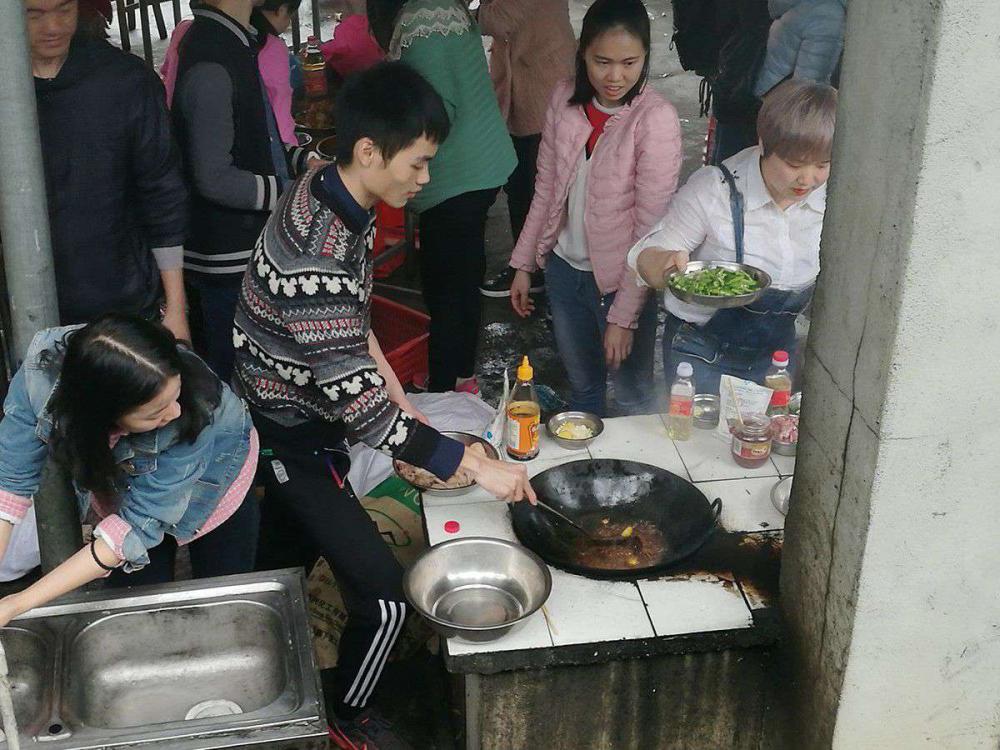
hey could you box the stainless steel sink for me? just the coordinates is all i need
[1,569,328,749]
[3,626,52,737]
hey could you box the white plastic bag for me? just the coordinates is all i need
[484,369,509,452]
[716,375,773,440]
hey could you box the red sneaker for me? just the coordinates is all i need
[329,708,414,750]
[454,377,480,396]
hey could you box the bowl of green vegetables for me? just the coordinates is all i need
[666,261,772,309]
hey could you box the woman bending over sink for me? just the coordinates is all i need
[0,313,260,626]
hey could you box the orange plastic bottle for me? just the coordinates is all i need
[506,356,540,461]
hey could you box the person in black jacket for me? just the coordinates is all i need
[172,0,316,382]
[26,0,190,339]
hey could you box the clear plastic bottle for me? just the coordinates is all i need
[301,36,327,100]
[506,356,541,460]
[765,350,792,416]
[668,362,695,441]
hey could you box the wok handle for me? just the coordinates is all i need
[710,497,723,523]
[689,498,724,550]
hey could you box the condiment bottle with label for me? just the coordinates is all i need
[730,414,773,468]
[301,36,327,99]
[764,350,792,416]
[506,356,540,461]
[667,362,695,441]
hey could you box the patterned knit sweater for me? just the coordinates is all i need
[232,166,463,476]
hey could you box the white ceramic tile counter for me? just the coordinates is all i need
[420,415,789,666]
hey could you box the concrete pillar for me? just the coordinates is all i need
[782,1,1000,747]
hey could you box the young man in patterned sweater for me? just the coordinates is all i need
[232,62,535,750]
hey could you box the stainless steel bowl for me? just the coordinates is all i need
[772,439,797,456]
[692,394,720,429]
[393,431,499,497]
[546,411,604,449]
[771,476,792,515]
[665,261,772,309]
[404,537,552,643]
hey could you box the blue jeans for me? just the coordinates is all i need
[662,286,811,394]
[544,253,657,416]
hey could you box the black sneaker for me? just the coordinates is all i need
[479,267,544,298]
[329,708,414,750]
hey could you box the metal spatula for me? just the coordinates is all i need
[534,499,637,547]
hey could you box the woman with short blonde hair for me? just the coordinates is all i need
[757,78,838,161]
[628,79,837,392]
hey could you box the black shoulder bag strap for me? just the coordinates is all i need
[717,164,746,264]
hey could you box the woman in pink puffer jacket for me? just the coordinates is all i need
[510,0,682,416]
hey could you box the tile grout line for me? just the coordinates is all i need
[634,580,659,638]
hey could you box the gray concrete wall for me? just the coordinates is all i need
[468,649,791,749]
[782,0,1000,747]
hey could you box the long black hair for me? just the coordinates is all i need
[43,314,221,495]
[367,0,407,52]
[569,0,652,107]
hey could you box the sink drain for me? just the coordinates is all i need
[184,699,244,720]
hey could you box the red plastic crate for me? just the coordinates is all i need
[373,203,410,279]
[370,295,428,387]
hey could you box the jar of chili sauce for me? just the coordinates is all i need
[730,414,772,468]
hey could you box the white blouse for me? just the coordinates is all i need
[626,146,826,325]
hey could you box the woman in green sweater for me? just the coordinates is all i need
[369,0,516,393]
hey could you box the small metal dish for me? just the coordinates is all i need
[546,411,604,449]
[692,394,720,429]
[393,431,498,497]
[404,537,552,643]
[771,476,792,515]
[769,413,799,456]
[665,260,772,309]
[772,439,797,456]
[295,131,313,148]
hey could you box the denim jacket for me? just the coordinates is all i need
[0,326,254,572]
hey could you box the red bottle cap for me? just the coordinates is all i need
[444,521,460,534]
[772,350,789,366]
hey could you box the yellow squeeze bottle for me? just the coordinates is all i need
[506,356,541,460]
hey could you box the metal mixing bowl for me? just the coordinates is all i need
[404,537,552,643]
[546,411,604,449]
[393,432,499,497]
[771,476,792,515]
[692,394,720,429]
[665,260,772,309]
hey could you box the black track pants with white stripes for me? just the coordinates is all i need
[252,412,408,721]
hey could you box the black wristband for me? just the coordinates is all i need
[90,539,119,572]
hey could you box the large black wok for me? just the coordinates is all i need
[510,459,722,579]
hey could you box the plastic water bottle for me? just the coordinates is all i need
[668,362,695,441]
[765,350,792,416]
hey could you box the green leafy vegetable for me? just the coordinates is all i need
[669,267,760,297]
